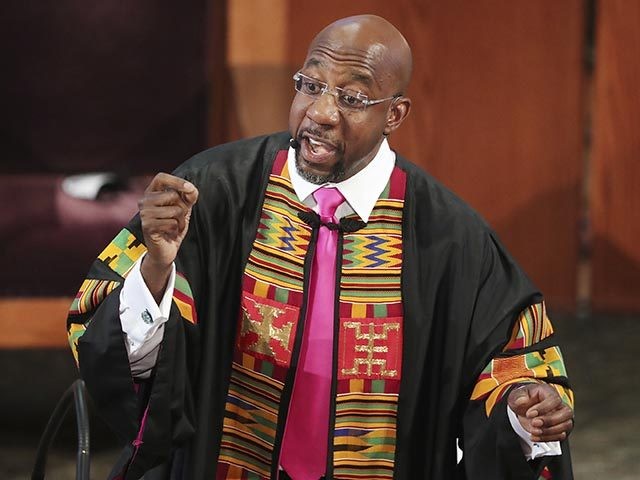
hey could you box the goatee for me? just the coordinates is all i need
[294,151,345,185]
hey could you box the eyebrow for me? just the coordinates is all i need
[304,57,324,69]
[350,72,373,88]
[303,56,375,90]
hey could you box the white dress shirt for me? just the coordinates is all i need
[119,138,559,459]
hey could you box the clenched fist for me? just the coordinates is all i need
[138,172,199,301]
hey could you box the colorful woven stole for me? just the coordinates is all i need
[216,151,406,480]
[67,229,198,364]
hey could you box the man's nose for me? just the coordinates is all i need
[306,91,340,126]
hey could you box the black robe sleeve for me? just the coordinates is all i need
[66,133,288,479]
[459,234,574,480]
[394,157,573,480]
[68,201,206,478]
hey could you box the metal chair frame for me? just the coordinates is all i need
[31,379,90,480]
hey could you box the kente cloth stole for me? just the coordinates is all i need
[67,229,198,365]
[470,301,574,416]
[216,151,406,480]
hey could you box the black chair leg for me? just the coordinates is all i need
[31,379,90,480]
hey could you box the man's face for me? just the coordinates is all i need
[289,33,398,184]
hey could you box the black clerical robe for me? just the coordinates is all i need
[67,131,573,479]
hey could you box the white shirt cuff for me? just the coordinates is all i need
[507,405,562,460]
[120,251,176,361]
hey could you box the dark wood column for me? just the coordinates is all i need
[590,0,640,313]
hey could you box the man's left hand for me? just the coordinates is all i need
[507,383,574,442]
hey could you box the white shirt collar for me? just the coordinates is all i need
[287,138,396,223]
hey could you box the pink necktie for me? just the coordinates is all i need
[280,187,344,479]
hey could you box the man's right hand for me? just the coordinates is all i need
[138,173,199,301]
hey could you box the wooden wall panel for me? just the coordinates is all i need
[590,0,640,312]
[224,0,291,138]
[0,299,72,348]
[285,1,584,311]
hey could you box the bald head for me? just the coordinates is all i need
[307,15,413,94]
[289,15,413,184]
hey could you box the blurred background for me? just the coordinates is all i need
[0,0,638,478]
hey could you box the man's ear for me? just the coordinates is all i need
[383,96,412,136]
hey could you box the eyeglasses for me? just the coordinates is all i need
[293,72,400,112]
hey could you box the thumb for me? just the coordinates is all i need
[508,384,535,415]
[181,181,199,207]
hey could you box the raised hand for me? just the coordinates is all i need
[138,173,199,301]
[507,383,574,442]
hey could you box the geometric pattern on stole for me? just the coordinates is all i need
[538,466,553,480]
[470,302,574,417]
[333,166,406,480]
[217,151,310,479]
[67,227,199,365]
[67,227,146,364]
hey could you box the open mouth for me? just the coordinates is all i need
[300,135,338,166]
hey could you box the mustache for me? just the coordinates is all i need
[296,129,341,149]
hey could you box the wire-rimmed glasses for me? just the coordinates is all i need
[293,72,400,112]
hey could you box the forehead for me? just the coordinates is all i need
[303,36,395,91]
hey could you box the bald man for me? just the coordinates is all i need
[68,15,574,480]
